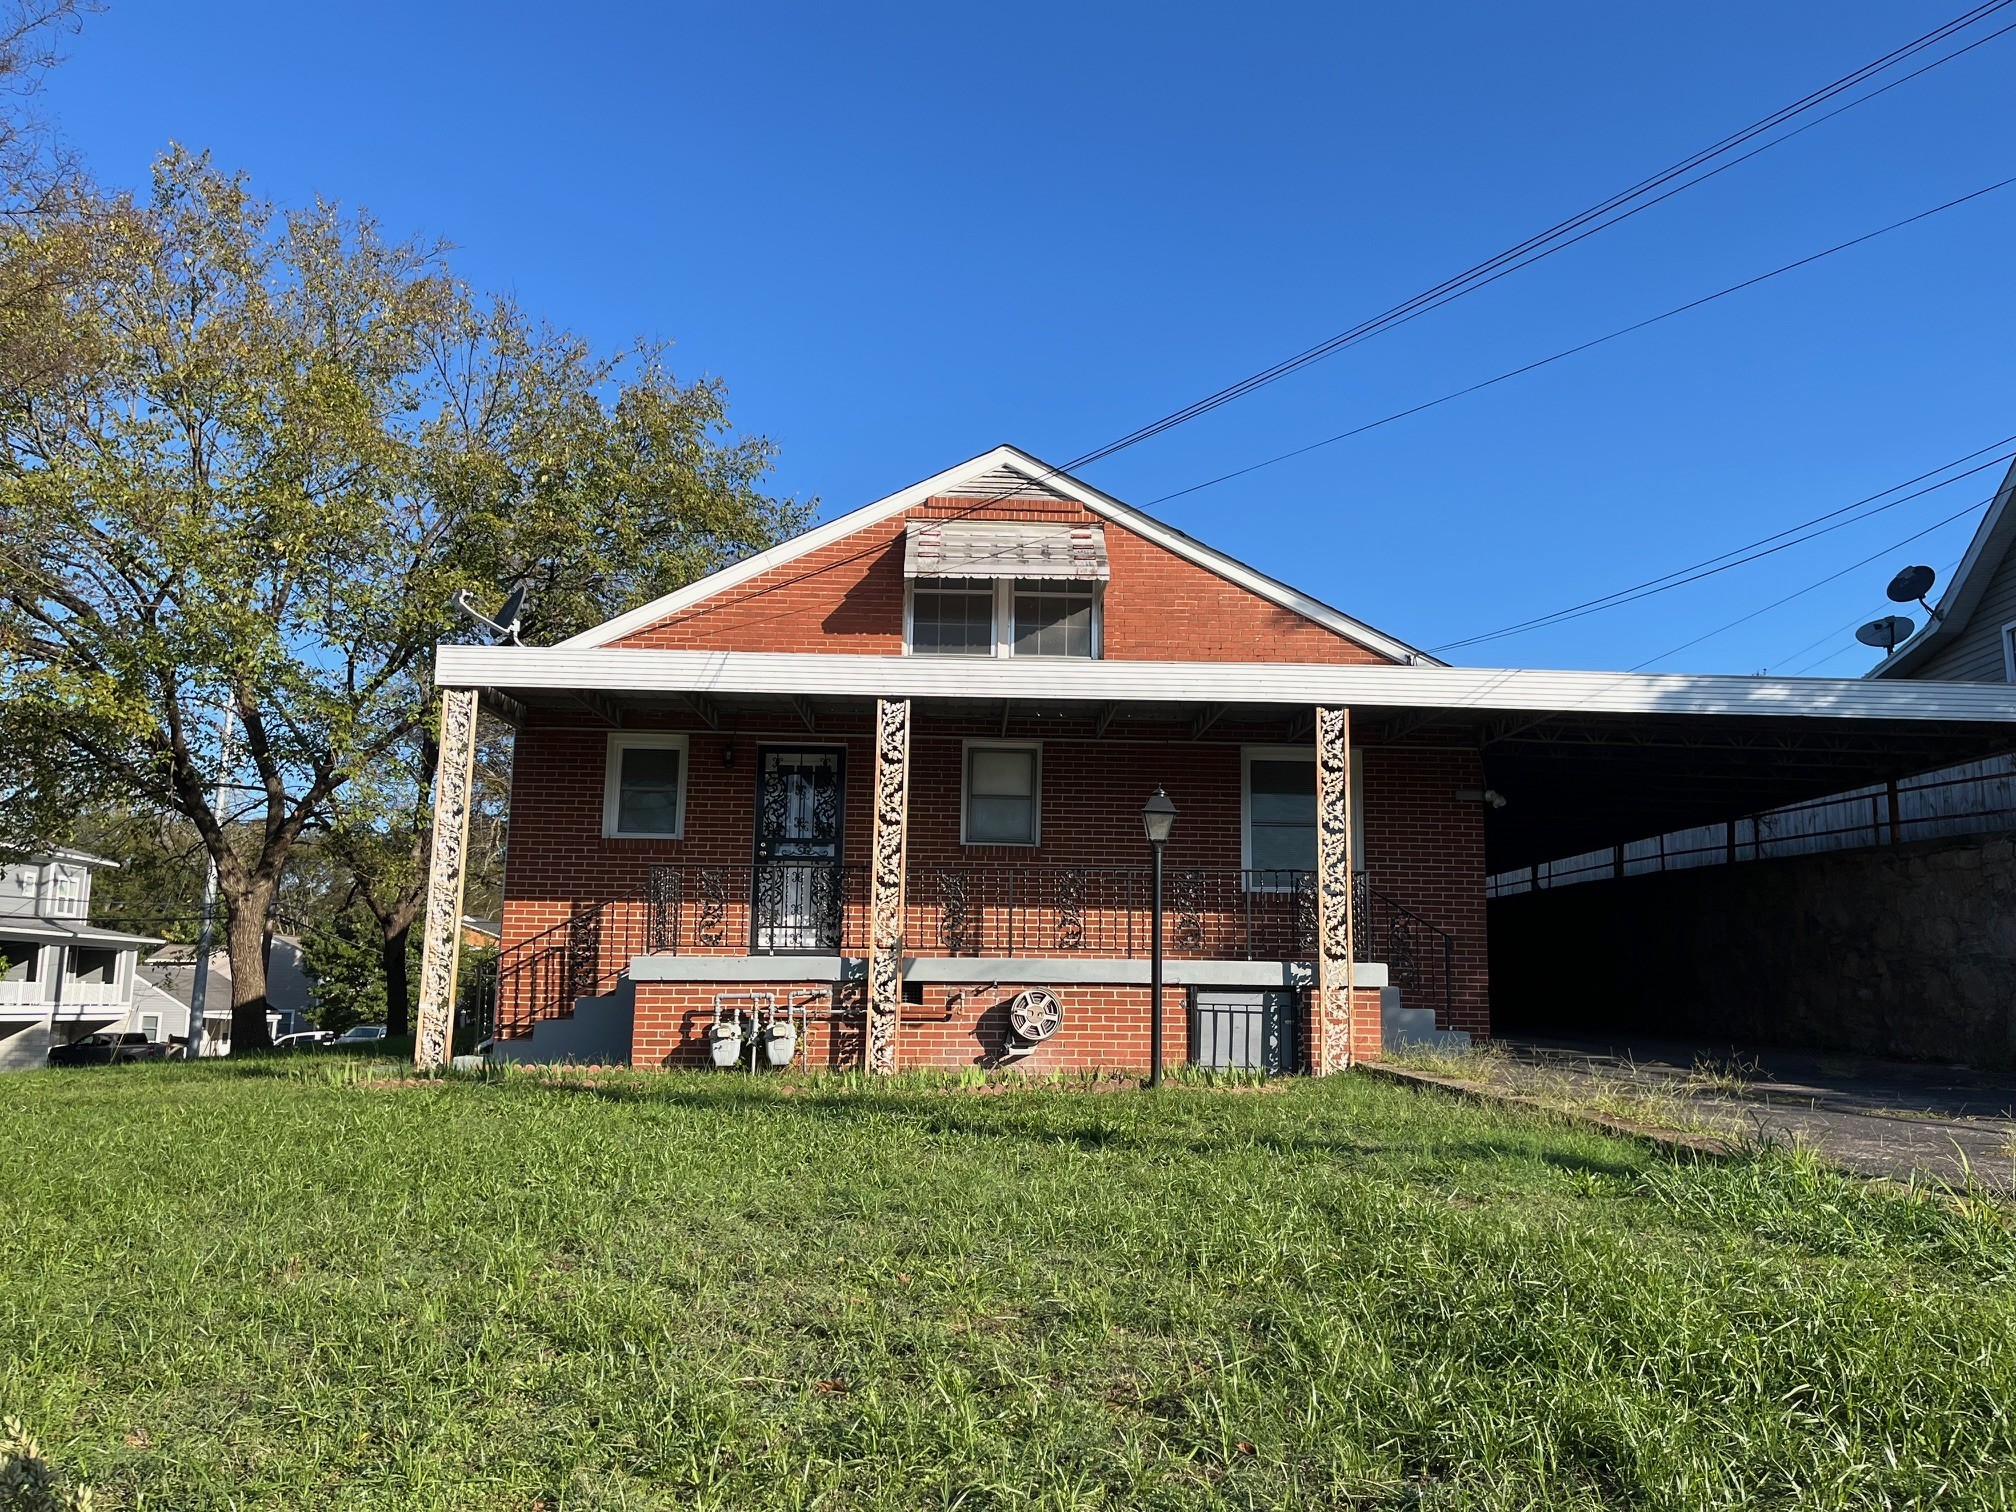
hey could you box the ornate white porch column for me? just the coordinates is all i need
[1312,705,1356,1074]
[413,687,479,1070]
[865,696,912,1074]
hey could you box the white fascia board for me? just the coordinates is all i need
[435,645,2016,724]
[556,443,1435,665]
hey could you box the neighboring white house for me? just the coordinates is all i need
[0,850,163,1072]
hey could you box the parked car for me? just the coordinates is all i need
[329,1025,388,1047]
[273,1030,335,1049]
[47,1031,171,1066]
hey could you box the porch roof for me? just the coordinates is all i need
[438,645,2016,872]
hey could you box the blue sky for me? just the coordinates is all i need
[47,2,2016,674]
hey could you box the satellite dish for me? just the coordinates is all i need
[493,586,528,643]
[450,585,529,645]
[1855,615,1916,651]
[1886,565,1936,605]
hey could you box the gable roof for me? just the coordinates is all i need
[557,444,1441,665]
[1868,453,2016,679]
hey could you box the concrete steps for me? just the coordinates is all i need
[487,979,635,1066]
[1380,986,1471,1053]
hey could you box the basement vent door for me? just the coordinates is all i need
[1190,991,1301,1076]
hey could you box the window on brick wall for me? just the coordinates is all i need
[910,578,996,656]
[1240,746,1364,887]
[603,733,690,839]
[1012,579,1098,657]
[908,579,1100,659]
[963,741,1041,845]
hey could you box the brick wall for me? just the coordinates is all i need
[632,977,1385,1072]
[500,710,1489,1045]
[1362,747,1491,1038]
[611,493,1394,665]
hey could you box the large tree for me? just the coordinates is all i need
[0,148,807,1049]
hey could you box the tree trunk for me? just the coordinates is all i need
[381,921,411,1038]
[225,893,274,1052]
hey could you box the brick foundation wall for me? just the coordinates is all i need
[632,977,1386,1072]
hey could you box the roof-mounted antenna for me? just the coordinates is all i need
[1856,614,1916,653]
[1886,564,1941,622]
[451,585,527,645]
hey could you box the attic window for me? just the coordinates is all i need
[910,578,996,657]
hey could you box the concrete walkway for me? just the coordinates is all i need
[1502,1034,2016,1190]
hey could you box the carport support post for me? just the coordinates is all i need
[1313,706,1356,1074]
[866,697,911,1074]
[413,687,479,1070]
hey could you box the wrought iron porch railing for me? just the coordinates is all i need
[492,864,1457,1041]
[647,862,869,954]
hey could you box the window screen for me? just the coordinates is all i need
[1247,758,1316,873]
[1012,580,1097,657]
[966,746,1039,845]
[140,1013,161,1040]
[911,578,995,655]
[616,745,684,835]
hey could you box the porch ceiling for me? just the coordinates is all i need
[439,645,2016,875]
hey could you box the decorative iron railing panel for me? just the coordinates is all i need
[492,864,1457,1042]
[646,863,868,956]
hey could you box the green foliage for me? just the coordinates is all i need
[3,1067,2013,1508]
[0,147,806,1028]
[0,1416,93,1511]
[299,906,411,1033]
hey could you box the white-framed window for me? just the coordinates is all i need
[41,864,85,918]
[139,1012,161,1041]
[602,732,690,839]
[961,740,1042,846]
[2002,621,2016,683]
[1240,745,1365,885]
[908,579,1101,659]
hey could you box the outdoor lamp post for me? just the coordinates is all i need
[1141,787,1177,1089]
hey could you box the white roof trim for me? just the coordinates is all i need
[438,644,2016,723]
[555,445,1437,664]
[1869,454,2016,679]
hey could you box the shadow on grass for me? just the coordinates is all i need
[469,1070,1662,1179]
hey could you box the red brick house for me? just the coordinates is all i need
[422,445,2016,1075]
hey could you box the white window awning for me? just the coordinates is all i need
[904,521,1109,581]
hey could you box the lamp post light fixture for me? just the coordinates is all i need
[1141,787,1177,1088]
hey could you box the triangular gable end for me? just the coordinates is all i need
[559,444,1439,666]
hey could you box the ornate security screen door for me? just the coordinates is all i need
[752,748,845,951]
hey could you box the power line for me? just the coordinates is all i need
[1624,493,1991,672]
[1063,2,2016,472]
[1145,174,2016,508]
[1432,438,2016,652]
[633,3,2016,640]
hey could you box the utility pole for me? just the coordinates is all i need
[184,705,234,1059]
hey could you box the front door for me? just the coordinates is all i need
[752,748,845,952]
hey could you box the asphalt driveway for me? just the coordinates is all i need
[1502,1034,2016,1190]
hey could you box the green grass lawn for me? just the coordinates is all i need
[3,1061,2014,1510]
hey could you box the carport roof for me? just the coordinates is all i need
[437,645,2016,873]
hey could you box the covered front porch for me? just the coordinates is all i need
[417,645,2016,1073]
